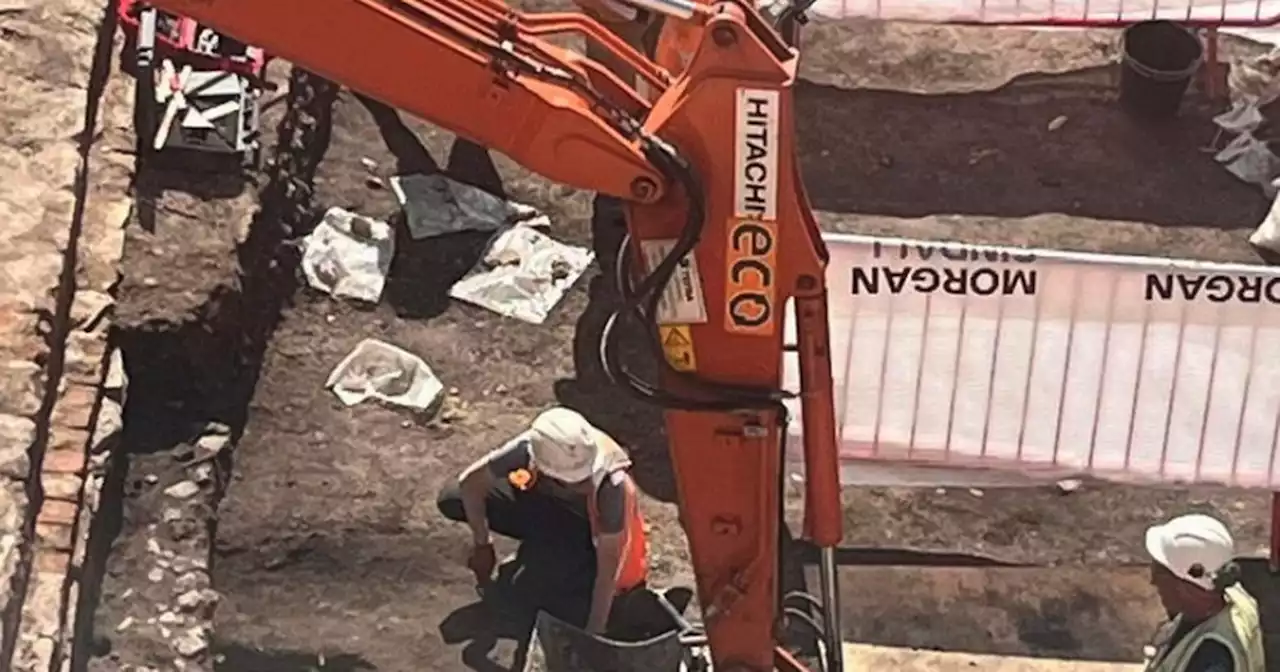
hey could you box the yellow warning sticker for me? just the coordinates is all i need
[659,325,697,372]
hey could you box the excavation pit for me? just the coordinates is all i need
[72,18,1280,672]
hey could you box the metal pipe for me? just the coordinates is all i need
[817,546,844,672]
[1270,492,1280,573]
[679,633,708,646]
[138,6,158,67]
[655,590,699,634]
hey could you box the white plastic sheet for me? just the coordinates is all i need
[1212,49,1280,197]
[1250,183,1280,252]
[449,224,594,324]
[325,338,444,411]
[1215,132,1280,196]
[783,234,1280,488]
[301,207,394,304]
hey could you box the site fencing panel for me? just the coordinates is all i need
[782,234,1280,489]
[804,0,1280,26]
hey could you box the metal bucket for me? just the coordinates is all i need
[521,610,689,672]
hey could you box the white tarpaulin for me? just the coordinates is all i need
[300,207,394,304]
[782,234,1280,488]
[449,224,594,324]
[325,338,444,411]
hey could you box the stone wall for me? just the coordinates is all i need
[0,0,135,669]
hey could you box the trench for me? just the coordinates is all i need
[73,68,338,672]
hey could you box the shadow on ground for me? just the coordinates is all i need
[132,161,250,233]
[439,598,533,672]
[357,94,501,322]
[796,67,1264,231]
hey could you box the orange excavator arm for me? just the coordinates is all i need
[140,0,844,669]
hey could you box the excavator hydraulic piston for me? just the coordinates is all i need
[629,0,700,20]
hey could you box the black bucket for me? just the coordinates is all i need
[521,611,687,672]
[1119,20,1204,120]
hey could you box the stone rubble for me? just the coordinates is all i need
[97,422,223,671]
[163,481,201,500]
[172,626,209,658]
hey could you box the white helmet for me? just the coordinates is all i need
[1145,513,1236,591]
[527,407,601,483]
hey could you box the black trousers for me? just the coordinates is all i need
[437,479,599,625]
[438,480,674,642]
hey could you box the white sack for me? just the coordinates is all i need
[301,207,394,304]
[449,224,593,324]
[325,338,443,411]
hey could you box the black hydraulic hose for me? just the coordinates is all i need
[459,27,788,412]
[598,134,792,411]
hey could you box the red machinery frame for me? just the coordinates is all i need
[117,0,268,79]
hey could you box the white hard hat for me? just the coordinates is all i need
[527,407,601,483]
[1145,513,1236,591]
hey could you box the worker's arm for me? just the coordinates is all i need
[587,534,623,632]
[458,434,533,544]
[585,473,630,633]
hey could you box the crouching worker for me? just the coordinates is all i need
[438,406,648,634]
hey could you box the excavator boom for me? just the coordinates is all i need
[150,0,668,201]
[139,0,845,668]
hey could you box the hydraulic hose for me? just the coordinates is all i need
[469,22,788,412]
[598,133,791,411]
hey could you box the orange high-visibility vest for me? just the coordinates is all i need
[586,471,648,592]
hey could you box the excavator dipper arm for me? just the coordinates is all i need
[140,0,844,669]
[141,0,669,201]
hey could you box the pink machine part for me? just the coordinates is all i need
[118,0,266,77]
[117,1,268,164]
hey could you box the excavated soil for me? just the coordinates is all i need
[82,17,1280,672]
